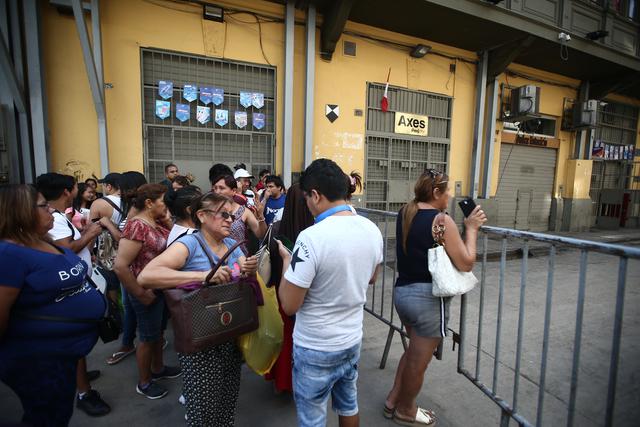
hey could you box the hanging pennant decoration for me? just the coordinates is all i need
[240,92,252,108]
[215,109,229,126]
[200,87,213,105]
[211,88,224,106]
[253,113,265,130]
[183,84,198,103]
[158,80,173,100]
[197,106,211,124]
[176,103,190,122]
[155,100,171,120]
[235,111,248,128]
[251,92,264,109]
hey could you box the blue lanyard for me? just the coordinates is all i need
[314,204,353,223]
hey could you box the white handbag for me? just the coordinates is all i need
[255,224,273,283]
[428,213,478,297]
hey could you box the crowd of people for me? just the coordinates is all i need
[0,158,486,427]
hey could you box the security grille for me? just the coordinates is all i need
[141,48,276,187]
[364,83,452,212]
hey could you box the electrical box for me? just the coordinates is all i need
[509,85,541,120]
[571,99,598,129]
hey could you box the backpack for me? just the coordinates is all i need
[95,198,125,270]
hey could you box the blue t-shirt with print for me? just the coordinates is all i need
[176,234,245,275]
[263,193,286,226]
[0,241,105,360]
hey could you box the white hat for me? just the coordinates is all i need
[234,168,254,179]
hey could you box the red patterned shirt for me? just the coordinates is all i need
[121,218,170,277]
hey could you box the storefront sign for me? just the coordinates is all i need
[394,112,428,136]
[515,135,548,147]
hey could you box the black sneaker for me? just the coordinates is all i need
[151,365,182,381]
[87,370,101,382]
[76,390,111,416]
[136,382,168,400]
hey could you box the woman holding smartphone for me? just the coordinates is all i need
[384,170,486,426]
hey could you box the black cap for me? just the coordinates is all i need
[98,172,122,185]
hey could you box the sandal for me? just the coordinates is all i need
[383,404,395,419]
[106,348,136,365]
[393,407,437,426]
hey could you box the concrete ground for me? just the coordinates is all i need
[1,230,639,426]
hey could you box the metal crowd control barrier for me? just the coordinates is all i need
[357,207,640,427]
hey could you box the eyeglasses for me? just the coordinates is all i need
[37,202,51,210]
[200,209,236,222]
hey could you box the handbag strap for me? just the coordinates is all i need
[431,212,447,247]
[258,223,273,249]
[193,233,247,285]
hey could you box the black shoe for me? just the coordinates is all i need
[151,365,182,381]
[76,389,111,416]
[87,370,101,382]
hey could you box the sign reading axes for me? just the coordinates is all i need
[325,104,339,123]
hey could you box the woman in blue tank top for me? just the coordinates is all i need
[0,185,104,426]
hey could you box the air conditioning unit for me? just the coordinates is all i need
[570,99,598,129]
[509,85,540,121]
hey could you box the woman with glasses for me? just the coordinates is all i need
[138,192,258,426]
[113,184,181,400]
[384,170,487,426]
[0,185,104,426]
[211,174,267,254]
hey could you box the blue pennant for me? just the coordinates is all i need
[176,103,190,122]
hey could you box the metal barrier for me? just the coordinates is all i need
[357,207,640,427]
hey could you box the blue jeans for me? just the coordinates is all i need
[293,343,360,427]
[121,286,137,347]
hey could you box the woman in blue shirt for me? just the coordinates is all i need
[139,192,258,426]
[0,184,105,426]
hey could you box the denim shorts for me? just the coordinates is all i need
[394,282,451,338]
[293,343,361,426]
[128,292,165,342]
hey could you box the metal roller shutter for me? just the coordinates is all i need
[496,143,557,231]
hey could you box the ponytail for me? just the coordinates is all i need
[401,200,419,254]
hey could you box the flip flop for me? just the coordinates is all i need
[383,404,395,419]
[106,348,136,365]
[393,407,437,426]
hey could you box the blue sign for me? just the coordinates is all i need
[197,106,211,124]
[183,84,197,102]
[240,92,252,108]
[155,100,170,120]
[252,92,264,109]
[215,109,228,126]
[253,113,265,130]
[212,87,224,106]
[176,103,190,122]
[200,87,213,105]
[158,80,173,99]
[235,111,247,128]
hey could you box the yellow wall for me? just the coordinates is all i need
[564,160,593,199]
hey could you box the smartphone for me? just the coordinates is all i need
[276,235,294,252]
[232,193,247,206]
[458,198,477,218]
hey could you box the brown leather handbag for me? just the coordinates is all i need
[164,234,258,354]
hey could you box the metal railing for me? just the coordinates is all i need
[357,207,640,427]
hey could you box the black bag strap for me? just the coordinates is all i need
[53,210,77,239]
[102,197,125,216]
[193,233,246,285]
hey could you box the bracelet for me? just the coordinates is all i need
[257,218,265,223]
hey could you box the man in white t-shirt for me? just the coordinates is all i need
[277,159,383,427]
[36,173,111,417]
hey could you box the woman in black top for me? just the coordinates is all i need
[385,170,486,426]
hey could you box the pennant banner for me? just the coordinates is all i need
[212,88,224,106]
[200,87,213,105]
[158,80,173,100]
[176,103,190,122]
[197,106,211,124]
[215,109,228,126]
[155,100,170,120]
[183,84,197,103]
[239,92,252,108]
[253,113,265,130]
[251,93,264,109]
[235,111,247,128]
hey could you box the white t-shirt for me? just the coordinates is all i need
[49,211,93,275]
[167,224,196,247]
[284,214,383,352]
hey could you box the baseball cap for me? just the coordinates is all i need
[98,172,122,185]
[233,168,254,179]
